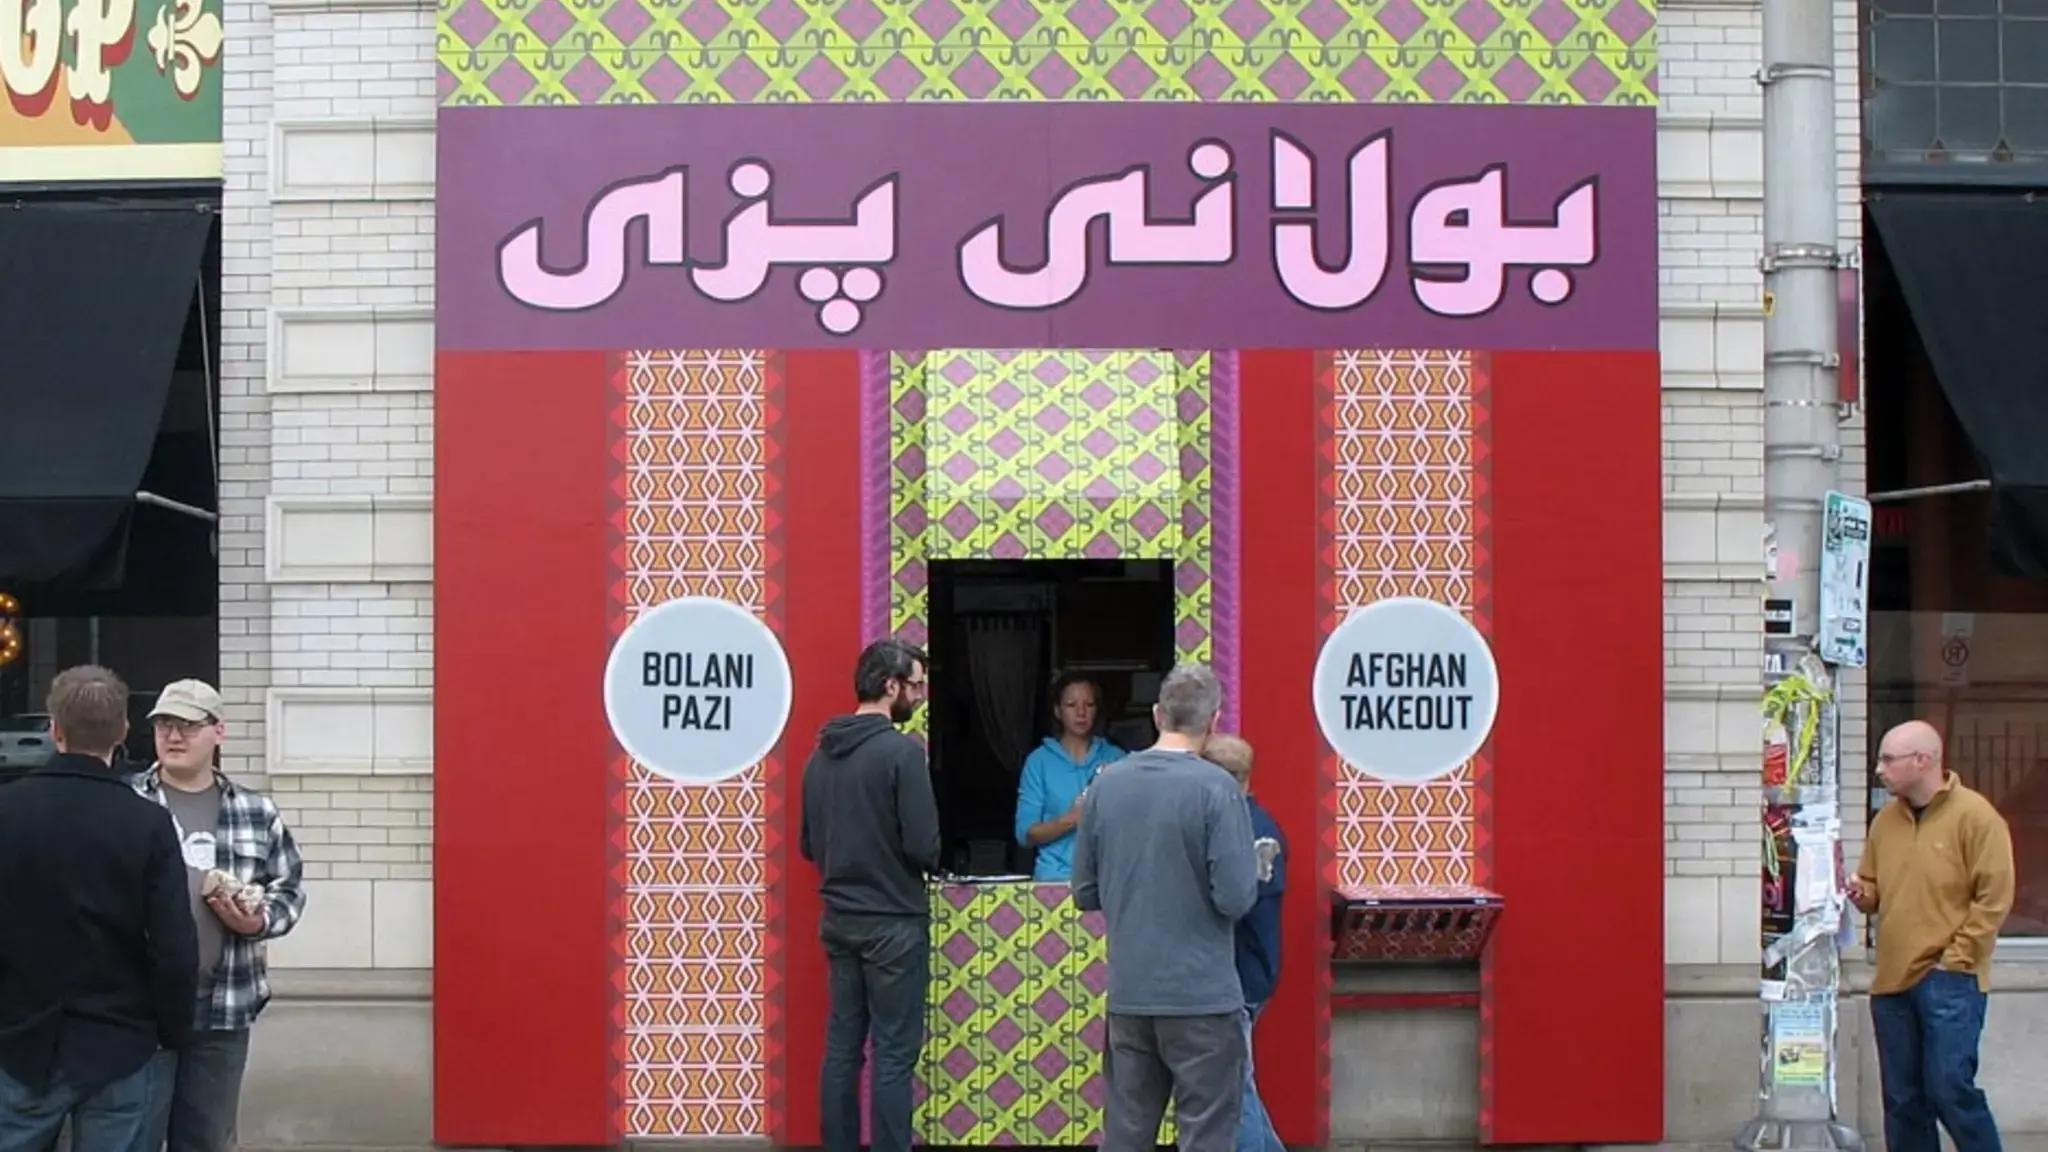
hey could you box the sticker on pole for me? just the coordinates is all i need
[1312,597,1500,785]
[603,596,794,785]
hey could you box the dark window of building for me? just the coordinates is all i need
[0,198,222,777]
[1865,0,2048,178]
[1865,216,2048,936]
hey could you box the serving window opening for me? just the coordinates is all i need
[925,558,1177,879]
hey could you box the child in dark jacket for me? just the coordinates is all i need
[1205,736,1286,1152]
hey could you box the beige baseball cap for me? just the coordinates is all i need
[149,679,223,723]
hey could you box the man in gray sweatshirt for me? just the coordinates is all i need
[800,639,941,1152]
[1072,662,1259,1152]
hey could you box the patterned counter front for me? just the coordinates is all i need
[918,882,1174,1146]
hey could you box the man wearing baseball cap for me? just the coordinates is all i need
[133,680,306,1152]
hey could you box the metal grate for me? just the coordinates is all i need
[1330,885,1504,962]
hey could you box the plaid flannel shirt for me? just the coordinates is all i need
[133,765,307,1032]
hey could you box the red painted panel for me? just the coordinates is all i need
[1839,269,1862,407]
[774,352,866,1147]
[1473,353,1498,1128]
[1483,351,1664,1143]
[1238,350,1329,1148]
[433,350,616,1145]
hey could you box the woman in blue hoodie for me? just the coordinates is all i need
[1013,672,1126,881]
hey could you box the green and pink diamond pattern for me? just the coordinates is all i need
[885,350,1214,741]
[439,0,1657,106]
[917,883,1176,1144]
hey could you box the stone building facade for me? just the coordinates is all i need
[206,0,2048,1146]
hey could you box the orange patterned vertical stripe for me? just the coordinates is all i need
[613,350,783,1138]
[1321,350,1481,888]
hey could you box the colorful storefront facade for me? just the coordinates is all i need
[431,1,1666,1146]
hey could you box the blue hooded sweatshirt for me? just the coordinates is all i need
[1014,735,1125,880]
[1236,794,1287,1006]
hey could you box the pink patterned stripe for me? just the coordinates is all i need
[604,353,632,1140]
[859,349,891,644]
[1471,351,1495,886]
[1211,349,1242,732]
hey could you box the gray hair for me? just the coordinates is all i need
[1156,662,1223,736]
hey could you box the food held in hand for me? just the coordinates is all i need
[202,869,267,913]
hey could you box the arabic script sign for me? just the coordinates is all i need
[437,103,1657,352]
[0,0,224,183]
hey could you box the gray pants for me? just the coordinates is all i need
[146,1029,250,1152]
[1103,1012,1246,1152]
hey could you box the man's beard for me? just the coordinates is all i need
[890,697,919,724]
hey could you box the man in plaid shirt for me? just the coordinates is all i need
[132,680,307,1152]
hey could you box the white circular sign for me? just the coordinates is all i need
[603,596,794,785]
[1311,596,1500,785]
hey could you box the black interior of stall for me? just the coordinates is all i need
[925,558,1177,876]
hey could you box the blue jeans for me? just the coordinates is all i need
[819,910,929,1152]
[1234,1002,1283,1152]
[1871,969,2003,1152]
[0,1051,174,1152]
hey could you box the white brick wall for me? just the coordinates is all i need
[219,0,1866,970]
[1657,0,1869,965]
[220,0,438,970]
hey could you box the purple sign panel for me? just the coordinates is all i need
[436,103,1657,352]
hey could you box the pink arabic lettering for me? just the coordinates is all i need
[956,141,1237,311]
[1269,131,1391,311]
[1264,131,1599,317]
[689,162,897,334]
[496,161,899,336]
[951,131,1597,318]
[492,132,1601,329]
[498,169,688,312]
[1408,167,1597,316]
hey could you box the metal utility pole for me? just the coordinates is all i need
[1737,0,1863,1149]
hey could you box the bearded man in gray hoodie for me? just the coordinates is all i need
[799,639,942,1152]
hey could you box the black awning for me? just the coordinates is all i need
[0,204,213,588]
[1870,191,2048,578]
